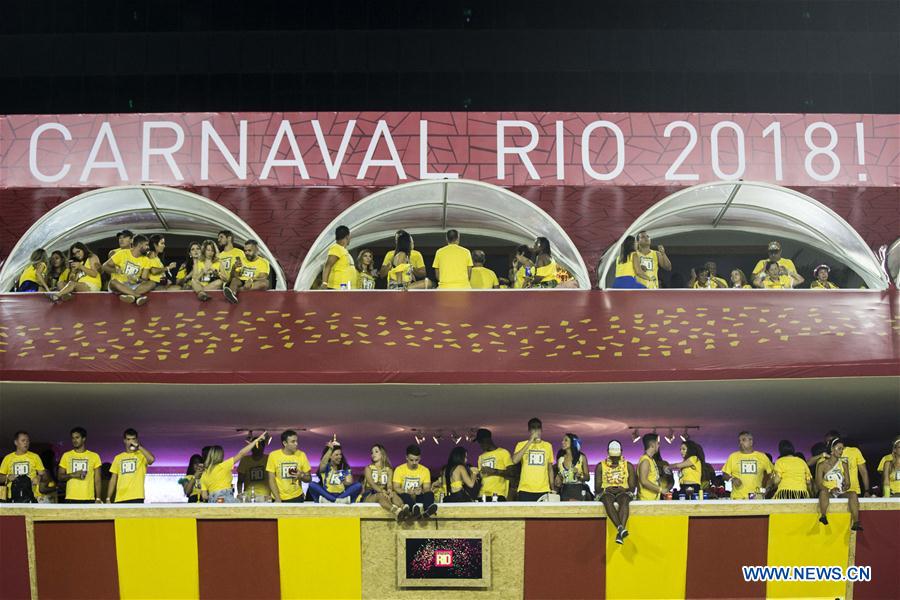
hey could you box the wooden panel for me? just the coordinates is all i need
[0,515,31,600]
[197,519,280,600]
[852,510,900,600]
[685,516,767,599]
[524,519,605,600]
[34,521,119,600]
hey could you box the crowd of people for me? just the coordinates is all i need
[14,230,271,304]
[2,423,896,541]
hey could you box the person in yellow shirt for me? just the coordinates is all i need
[181,454,204,503]
[191,240,223,301]
[51,243,103,302]
[362,444,409,520]
[386,233,433,289]
[102,235,154,306]
[145,235,177,291]
[379,230,427,282]
[106,428,155,503]
[729,268,752,289]
[811,430,869,496]
[200,432,268,503]
[237,436,270,501]
[689,265,727,289]
[308,439,362,504]
[531,237,560,288]
[216,230,247,291]
[511,245,535,289]
[432,229,473,289]
[46,250,67,291]
[556,433,590,500]
[512,418,555,501]
[470,250,500,289]
[58,427,102,504]
[392,444,437,519]
[810,264,839,289]
[722,431,773,499]
[0,431,47,501]
[772,440,813,499]
[612,236,645,289]
[442,447,479,503]
[632,230,672,289]
[173,242,202,290]
[16,249,51,293]
[266,430,312,502]
[107,230,134,259]
[668,440,707,496]
[321,225,357,290]
[637,433,667,501]
[751,240,797,279]
[475,429,512,501]
[595,440,637,544]
[816,438,862,531]
[881,437,900,497]
[223,240,270,304]
[755,260,804,289]
[356,249,378,290]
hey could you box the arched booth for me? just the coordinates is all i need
[294,179,591,290]
[596,181,889,290]
[0,185,288,292]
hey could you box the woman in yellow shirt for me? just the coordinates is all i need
[47,251,67,290]
[181,454,204,503]
[51,243,103,302]
[669,440,707,498]
[730,269,752,289]
[883,437,900,498]
[356,249,378,290]
[190,240,223,301]
[388,233,432,290]
[815,438,861,530]
[772,440,812,499]
[556,433,591,500]
[362,444,409,520]
[531,237,559,288]
[201,432,267,503]
[755,261,804,289]
[16,249,50,293]
[612,235,644,289]
[442,447,479,502]
[810,264,839,289]
[173,242,201,289]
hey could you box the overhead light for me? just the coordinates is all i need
[664,429,676,444]
[631,428,641,443]
[414,435,425,445]
[432,435,440,445]
[452,432,463,445]
[680,429,689,442]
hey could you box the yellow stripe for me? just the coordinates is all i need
[115,518,199,599]
[278,517,361,599]
[605,515,688,599]
[766,513,850,599]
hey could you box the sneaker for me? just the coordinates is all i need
[119,294,136,304]
[336,496,352,505]
[615,530,624,545]
[317,496,330,504]
[423,503,438,519]
[135,295,149,306]
[620,527,629,540]
[851,522,863,531]
[396,505,411,522]
[48,293,60,304]
[819,515,829,526]
[223,287,238,304]
[197,292,209,302]
[412,504,422,519]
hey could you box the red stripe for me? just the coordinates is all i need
[853,510,900,600]
[523,519,605,600]
[0,516,31,600]
[685,516,767,599]
[33,521,119,600]
[197,519,280,600]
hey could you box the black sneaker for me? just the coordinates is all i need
[620,527,629,540]
[396,505,411,522]
[224,286,238,304]
[423,504,438,519]
[615,530,624,545]
[819,515,829,526]
[412,504,422,519]
[851,521,863,531]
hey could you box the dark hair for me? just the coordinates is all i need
[765,260,780,273]
[618,235,636,264]
[472,250,486,264]
[48,250,66,272]
[535,237,551,257]
[395,232,413,257]
[116,230,134,240]
[738,431,752,438]
[123,428,138,438]
[695,265,710,277]
[149,234,165,252]
[218,230,233,239]
[182,242,201,278]
[186,454,202,476]
[515,245,531,258]
[244,239,258,248]
[825,429,841,440]
[321,444,349,471]
[557,433,583,470]
[405,444,421,457]
[681,440,703,461]
[446,229,459,243]
[443,446,469,490]
[642,433,659,450]
[70,427,87,438]
[68,242,94,262]
[829,437,843,452]
[132,235,149,246]
[778,440,796,458]
[335,225,350,242]
[527,417,542,431]
[281,430,298,444]
[13,431,28,440]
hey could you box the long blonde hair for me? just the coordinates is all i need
[204,445,224,471]
[371,444,392,469]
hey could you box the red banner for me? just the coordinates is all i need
[1,112,897,188]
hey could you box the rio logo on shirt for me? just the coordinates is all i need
[280,462,298,479]
[434,550,454,567]
[249,467,265,482]
[123,261,141,278]
[527,451,546,466]
[12,462,30,476]
[481,457,496,469]
[327,471,343,485]
[120,459,138,474]
[240,266,256,279]
[403,477,421,492]
[71,459,89,473]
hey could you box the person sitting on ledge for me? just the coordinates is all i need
[191,240,223,301]
[392,444,438,519]
[103,234,154,306]
[15,249,51,293]
[882,437,900,498]
[200,432,268,503]
[433,229,473,290]
[810,264,839,289]
[380,230,426,282]
[223,240,270,304]
[363,444,410,521]
[321,225,356,290]
[470,250,500,289]
[308,437,362,504]
[108,230,134,260]
[173,242,201,290]
[816,438,862,531]
[146,235,177,292]
[51,242,103,303]
[596,440,637,544]
[755,260,804,289]
[216,230,247,295]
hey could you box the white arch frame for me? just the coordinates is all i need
[0,185,288,292]
[295,179,591,290]
[596,181,888,290]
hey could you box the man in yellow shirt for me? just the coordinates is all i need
[722,431,773,499]
[106,429,155,503]
[223,240,271,304]
[810,264,839,289]
[751,240,797,278]
[637,433,667,501]
[266,430,311,502]
[379,230,427,281]
[632,230,672,289]
[102,235,154,306]
[596,440,638,544]
[216,230,248,287]
[107,229,134,259]
[237,434,270,500]
[321,225,357,290]
[433,229,473,289]
[475,429,512,501]
[0,431,46,501]
[810,430,869,496]
[58,427,102,504]
[392,444,437,519]
[689,264,727,289]
[470,251,500,289]
[512,418,555,501]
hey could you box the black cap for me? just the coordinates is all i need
[474,428,492,443]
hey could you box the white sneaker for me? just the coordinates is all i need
[317,496,330,504]
[336,496,352,505]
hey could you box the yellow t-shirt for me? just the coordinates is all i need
[110,249,150,284]
[599,459,630,490]
[367,465,391,491]
[194,259,221,284]
[679,456,702,485]
[513,265,530,288]
[59,450,101,501]
[218,248,247,279]
[534,259,559,285]
[265,449,310,501]
[433,244,473,289]
[184,474,202,501]
[810,281,839,290]
[146,255,164,283]
[883,457,900,494]
[722,451,773,499]
[382,250,425,271]
[321,465,350,494]
[470,266,499,289]
[239,256,270,282]
[752,257,797,276]
[357,271,376,290]
[387,261,415,287]
[691,279,726,289]
[18,263,46,288]
[110,451,148,502]
[774,456,811,493]
[633,250,660,289]
[816,446,865,494]
[478,448,512,497]
[514,440,554,494]
[638,454,660,500]
[326,243,356,290]
[200,458,235,494]
[878,454,892,474]
[614,260,635,278]
[64,258,103,290]
[237,454,269,497]
[762,275,794,289]
[392,464,431,493]
[1,451,45,497]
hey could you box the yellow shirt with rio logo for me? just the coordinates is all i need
[239,256,270,283]
[392,464,431,493]
[0,451,45,498]
[59,449,101,500]
[110,451,148,502]
[722,451,773,499]
[238,454,269,497]
[632,250,660,289]
[478,448,512,497]
[110,249,150,284]
[514,440,554,494]
[265,449,310,501]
